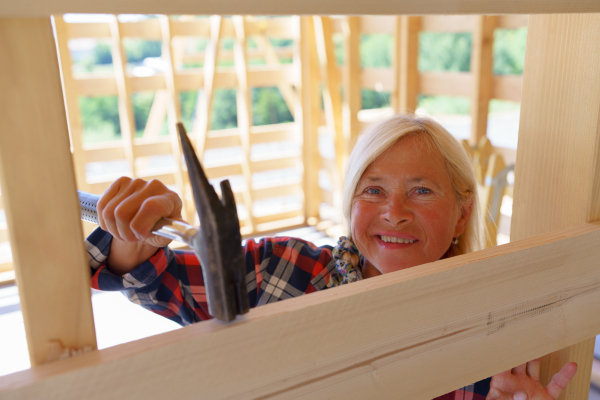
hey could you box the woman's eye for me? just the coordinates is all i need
[364,187,381,195]
[414,187,432,195]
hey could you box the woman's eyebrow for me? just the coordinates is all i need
[408,177,442,190]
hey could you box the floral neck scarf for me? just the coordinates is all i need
[325,236,456,288]
[326,236,364,288]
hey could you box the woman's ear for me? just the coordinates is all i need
[454,197,473,238]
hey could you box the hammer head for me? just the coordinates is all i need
[177,123,249,322]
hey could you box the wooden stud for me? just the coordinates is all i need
[478,153,506,248]
[3,223,600,398]
[342,17,361,145]
[193,15,222,157]
[300,16,322,223]
[314,16,345,222]
[109,15,138,176]
[53,16,89,192]
[396,16,420,114]
[469,15,496,145]
[233,15,256,233]
[159,15,191,221]
[0,18,96,366]
[511,14,600,399]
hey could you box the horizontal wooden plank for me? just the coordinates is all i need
[496,15,529,29]
[0,270,15,284]
[83,141,125,163]
[419,71,471,97]
[251,153,301,172]
[120,19,161,39]
[75,66,295,96]
[359,16,395,34]
[420,15,475,32]
[254,208,303,224]
[67,22,110,38]
[181,47,294,64]
[6,0,597,16]
[3,223,600,399]
[252,181,303,201]
[255,215,305,233]
[361,67,395,92]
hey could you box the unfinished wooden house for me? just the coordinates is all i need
[0,1,599,399]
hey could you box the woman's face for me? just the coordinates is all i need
[351,135,470,275]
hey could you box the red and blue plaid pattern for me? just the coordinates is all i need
[86,227,490,397]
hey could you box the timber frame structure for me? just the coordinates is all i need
[1,3,600,400]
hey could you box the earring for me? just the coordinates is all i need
[452,237,459,245]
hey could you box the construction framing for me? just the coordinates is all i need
[0,5,599,400]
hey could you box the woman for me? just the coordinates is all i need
[87,114,576,400]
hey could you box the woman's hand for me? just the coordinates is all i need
[96,177,183,275]
[487,359,577,400]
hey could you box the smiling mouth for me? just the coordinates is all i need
[378,235,417,244]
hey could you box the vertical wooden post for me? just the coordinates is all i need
[510,14,600,399]
[299,16,322,223]
[342,16,361,146]
[193,15,221,157]
[469,15,495,145]
[53,16,89,192]
[314,17,345,179]
[396,16,420,114]
[109,15,138,177]
[0,18,97,365]
[159,15,190,221]
[233,16,256,233]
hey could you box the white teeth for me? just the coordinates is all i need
[380,236,415,244]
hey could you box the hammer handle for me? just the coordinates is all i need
[77,190,198,246]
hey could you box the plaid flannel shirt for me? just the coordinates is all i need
[86,227,490,398]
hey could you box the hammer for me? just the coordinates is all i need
[77,123,249,323]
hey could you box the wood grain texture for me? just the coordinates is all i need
[2,0,599,17]
[511,13,600,400]
[299,16,321,222]
[109,15,137,177]
[397,16,420,114]
[2,223,600,399]
[53,16,88,192]
[0,18,96,365]
[469,15,495,145]
[342,17,361,145]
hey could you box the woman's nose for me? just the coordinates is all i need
[381,195,413,226]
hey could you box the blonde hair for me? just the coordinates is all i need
[343,113,482,255]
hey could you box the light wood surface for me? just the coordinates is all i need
[342,17,361,145]
[109,15,138,177]
[2,223,600,398]
[511,13,600,400]
[0,18,96,365]
[53,15,88,192]
[2,1,599,17]
[469,16,496,145]
[397,16,420,113]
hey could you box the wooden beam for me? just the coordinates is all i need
[397,16,420,113]
[109,15,138,176]
[2,1,600,17]
[3,223,600,398]
[469,15,495,145]
[233,15,256,232]
[53,16,89,192]
[342,17,361,145]
[0,18,96,366]
[300,16,321,223]
[510,13,600,400]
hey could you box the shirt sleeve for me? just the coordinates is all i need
[86,228,333,326]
